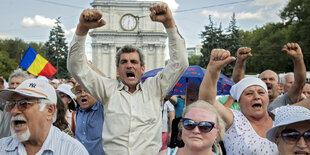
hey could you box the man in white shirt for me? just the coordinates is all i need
[67,3,188,154]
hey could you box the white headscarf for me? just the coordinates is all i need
[230,77,268,102]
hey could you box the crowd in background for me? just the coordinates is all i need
[0,2,310,155]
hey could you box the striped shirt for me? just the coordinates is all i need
[0,125,89,155]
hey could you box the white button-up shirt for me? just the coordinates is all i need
[68,27,188,155]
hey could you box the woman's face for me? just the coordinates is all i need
[238,85,269,119]
[275,121,310,155]
[182,108,219,150]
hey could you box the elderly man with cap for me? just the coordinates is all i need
[266,105,310,155]
[0,79,88,154]
[199,49,278,154]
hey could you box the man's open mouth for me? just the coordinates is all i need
[126,72,135,79]
[81,98,88,103]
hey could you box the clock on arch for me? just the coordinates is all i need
[120,14,138,31]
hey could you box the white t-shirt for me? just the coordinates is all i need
[162,101,175,133]
[223,109,278,155]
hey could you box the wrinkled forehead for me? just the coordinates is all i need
[260,70,278,80]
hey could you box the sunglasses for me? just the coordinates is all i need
[280,129,310,144]
[5,99,40,112]
[182,118,216,133]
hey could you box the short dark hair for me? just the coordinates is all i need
[115,45,145,67]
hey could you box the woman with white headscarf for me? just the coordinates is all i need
[199,48,279,154]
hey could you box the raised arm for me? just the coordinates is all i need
[199,49,236,129]
[149,3,175,28]
[294,97,310,110]
[76,9,106,36]
[231,47,252,83]
[147,3,188,98]
[283,43,306,103]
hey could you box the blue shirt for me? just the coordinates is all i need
[0,125,88,155]
[174,97,185,118]
[75,101,105,155]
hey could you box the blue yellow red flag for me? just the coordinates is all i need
[19,46,57,78]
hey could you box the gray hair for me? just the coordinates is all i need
[281,73,294,84]
[182,100,226,142]
[115,45,145,67]
[39,98,54,111]
[8,68,28,84]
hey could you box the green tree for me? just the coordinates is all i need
[45,17,69,79]
[280,0,310,70]
[188,55,201,66]
[200,14,241,77]
[240,23,291,74]
[200,16,227,68]
[0,50,18,78]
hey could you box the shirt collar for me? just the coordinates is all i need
[78,101,100,112]
[38,125,55,153]
[5,126,55,153]
[117,80,142,92]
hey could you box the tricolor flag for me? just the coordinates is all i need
[19,46,57,78]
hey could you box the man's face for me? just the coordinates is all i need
[75,86,97,110]
[117,52,145,91]
[9,76,25,89]
[260,70,279,101]
[303,84,310,98]
[284,75,294,93]
[9,94,52,142]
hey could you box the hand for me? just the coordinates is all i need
[282,43,303,60]
[149,3,175,28]
[76,9,106,35]
[236,47,252,61]
[209,49,236,71]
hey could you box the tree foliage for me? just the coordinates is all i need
[188,55,201,66]
[240,0,310,74]
[45,17,69,79]
[0,39,46,79]
[200,14,241,77]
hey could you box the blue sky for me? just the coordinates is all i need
[0,0,288,59]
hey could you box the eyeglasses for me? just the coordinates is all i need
[5,99,40,112]
[280,129,310,144]
[182,118,216,133]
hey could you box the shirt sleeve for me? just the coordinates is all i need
[144,27,188,98]
[67,34,117,105]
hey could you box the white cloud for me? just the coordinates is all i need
[21,15,57,28]
[0,33,13,40]
[254,0,285,6]
[202,9,264,20]
[136,0,179,12]
[64,28,76,36]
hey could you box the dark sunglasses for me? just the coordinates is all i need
[280,129,310,144]
[5,99,40,112]
[182,118,216,133]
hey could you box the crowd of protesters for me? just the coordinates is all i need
[0,2,310,155]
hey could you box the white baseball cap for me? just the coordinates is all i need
[0,79,57,104]
[56,84,75,100]
[266,106,310,143]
